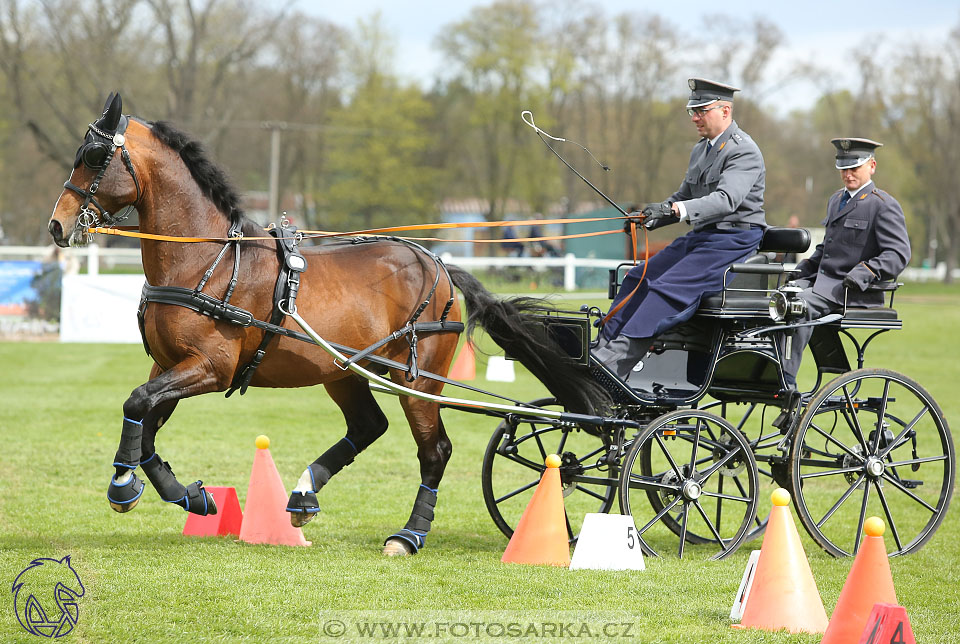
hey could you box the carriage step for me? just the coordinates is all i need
[901,479,923,489]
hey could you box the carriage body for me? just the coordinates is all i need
[482,227,954,560]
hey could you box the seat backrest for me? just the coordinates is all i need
[758,227,811,254]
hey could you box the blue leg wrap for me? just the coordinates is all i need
[386,485,438,554]
[108,417,145,512]
[140,452,217,516]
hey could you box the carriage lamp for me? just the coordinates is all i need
[768,285,806,322]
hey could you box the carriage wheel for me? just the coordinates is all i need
[481,398,618,544]
[699,400,791,543]
[790,368,955,557]
[618,409,758,559]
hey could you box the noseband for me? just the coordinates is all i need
[64,116,143,229]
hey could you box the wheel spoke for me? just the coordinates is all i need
[800,464,864,480]
[624,473,680,494]
[808,421,866,462]
[701,489,752,503]
[841,385,870,454]
[693,498,727,545]
[654,432,685,480]
[689,418,702,472]
[715,473,724,531]
[853,478,871,554]
[636,495,683,535]
[697,442,742,480]
[880,406,930,460]
[575,483,614,503]
[815,473,866,528]
[873,479,904,553]
[878,471,938,513]
[871,379,892,453]
[494,478,540,504]
[678,504,689,558]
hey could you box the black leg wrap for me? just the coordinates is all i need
[107,471,145,513]
[314,437,358,479]
[140,453,217,516]
[386,485,437,554]
[113,417,144,473]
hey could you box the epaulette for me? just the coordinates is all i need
[871,188,886,201]
[731,132,743,143]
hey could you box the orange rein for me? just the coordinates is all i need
[85,214,651,329]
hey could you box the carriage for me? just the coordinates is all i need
[480,226,955,560]
[48,93,954,561]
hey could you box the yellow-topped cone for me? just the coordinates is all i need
[733,488,828,634]
[821,517,898,644]
[501,455,570,566]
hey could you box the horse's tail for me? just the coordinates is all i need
[447,265,611,416]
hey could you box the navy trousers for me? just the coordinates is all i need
[602,226,764,341]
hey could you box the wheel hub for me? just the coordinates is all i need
[865,456,885,478]
[681,479,702,501]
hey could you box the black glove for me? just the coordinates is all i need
[622,212,644,233]
[641,202,679,230]
[842,274,859,291]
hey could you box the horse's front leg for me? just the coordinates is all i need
[108,356,225,516]
[287,375,389,527]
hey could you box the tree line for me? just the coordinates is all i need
[1,0,958,279]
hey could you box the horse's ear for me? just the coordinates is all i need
[101,92,122,131]
[101,92,115,115]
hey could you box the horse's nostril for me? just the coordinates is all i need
[48,219,63,242]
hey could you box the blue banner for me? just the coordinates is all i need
[0,260,43,315]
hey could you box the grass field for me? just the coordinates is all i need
[1,283,958,643]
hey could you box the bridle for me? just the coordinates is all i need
[63,115,143,231]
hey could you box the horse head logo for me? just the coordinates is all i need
[11,555,85,638]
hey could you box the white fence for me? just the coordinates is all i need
[1,243,958,290]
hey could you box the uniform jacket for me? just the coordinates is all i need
[668,120,766,231]
[795,184,910,306]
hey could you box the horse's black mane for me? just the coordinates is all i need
[147,120,243,225]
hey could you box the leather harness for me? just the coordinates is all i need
[137,226,464,396]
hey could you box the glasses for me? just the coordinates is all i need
[687,105,724,118]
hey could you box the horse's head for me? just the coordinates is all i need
[48,92,145,247]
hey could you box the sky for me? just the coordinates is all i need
[295,0,960,112]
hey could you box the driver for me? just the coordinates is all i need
[593,78,767,379]
[778,138,911,390]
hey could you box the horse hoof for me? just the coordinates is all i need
[289,511,315,528]
[383,538,415,556]
[107,471,144,513]
[109,498,140,513]
[287,491,320,527]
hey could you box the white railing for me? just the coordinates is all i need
[439,252,622,291]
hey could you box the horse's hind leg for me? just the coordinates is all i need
[287,375,389,527]
[109,358,223,516]
[383,393,451,556]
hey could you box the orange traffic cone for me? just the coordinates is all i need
[183,486,243,537]
[821,517,897,644]
[238,435,311,547]
[501,454,570,566]
[448,341,476,381]
[733,488,829,634]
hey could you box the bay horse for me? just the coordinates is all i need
[48,93,609,555]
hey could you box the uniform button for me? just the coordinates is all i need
[820,269,825,273]
[827,237,833,242]
[824,253,830,258]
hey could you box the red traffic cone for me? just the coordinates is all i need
[501,454,569,566]
[733,488,829,634]
[858,603,916,644]
[822,517,897,644]
[238,435,310,547]
[183,486,243,537]
[448,341,476,381]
